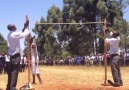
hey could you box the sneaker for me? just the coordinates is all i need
[120,80,123,86]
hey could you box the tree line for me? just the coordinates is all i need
[0,33,8,54]
[29,0,129,60]
[0,0,129,60]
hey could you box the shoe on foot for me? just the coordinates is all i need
[114,84,121,87]
[108,80,114,86]
[108,80,121,87]
[120,80,123,86]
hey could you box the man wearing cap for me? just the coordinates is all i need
[6,21,30,90]
[105,29,123,87]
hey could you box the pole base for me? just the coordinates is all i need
[26,83,35,90]
[26,87,35,90]
[101,80,111,86]
[19,83,35,90]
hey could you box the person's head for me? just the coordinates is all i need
[7,24,16,31]
[31,43,36,49]
[29,36,35,44]
[112,31,119,38]
[29,38,33,44]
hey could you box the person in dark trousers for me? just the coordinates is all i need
[0,53,2,74]
[6,20,30,90]
[5,54,10,74]
[105,29,123,87]
[1,53,6,74]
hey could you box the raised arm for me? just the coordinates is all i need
[22,20,29,32]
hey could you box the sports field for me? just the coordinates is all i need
[0,66,129,90]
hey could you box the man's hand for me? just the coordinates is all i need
[35,63,38,65]
[24,20,29,28]
[105,28,110,33]
[22,20,29,32]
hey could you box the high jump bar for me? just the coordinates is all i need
[35,22,104,25]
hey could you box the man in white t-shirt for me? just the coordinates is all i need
[105,29,123,87]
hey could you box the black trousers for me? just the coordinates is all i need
[6,53,21,90]
[110,54,123,85]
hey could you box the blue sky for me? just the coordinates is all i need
[0,0,63,50]
[0,1,129,50]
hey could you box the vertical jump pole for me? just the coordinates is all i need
[26,15,31,84]
[104,19,107,84]
[102,19,110,86]
[26,15,35,90]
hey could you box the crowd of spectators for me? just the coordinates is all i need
[40,52,129,67]
[1,52,129,75]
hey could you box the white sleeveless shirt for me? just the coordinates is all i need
[31,42,39,64]
[31,42,39,74]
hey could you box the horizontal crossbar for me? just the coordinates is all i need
[35,22,104,25]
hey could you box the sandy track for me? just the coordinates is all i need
[0,66,129,90]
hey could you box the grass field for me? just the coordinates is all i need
[0,66,129,90]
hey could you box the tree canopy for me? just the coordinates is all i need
[0,33,8,54]
[32,0,129,59]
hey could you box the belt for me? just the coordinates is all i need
[111,54,119,57]
[111,54,119,55]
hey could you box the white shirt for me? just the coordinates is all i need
[5,55,10,62]
[7,28,30,56]
[24,57,27,64]
[85,56,90,61]
[105,37,120,54]
[31,42,39,64]
[31,42,39,74]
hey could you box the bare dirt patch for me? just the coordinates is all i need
[0,66,129,90]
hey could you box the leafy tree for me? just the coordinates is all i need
[0,33,8,53]
[45,5,62,59]
[32,5,62,59]
[62,0,100,56]
[119,19,129,52]
[32,17,47,59]
[31,0,129,59]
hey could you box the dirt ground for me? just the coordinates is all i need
[0,66,129,90]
